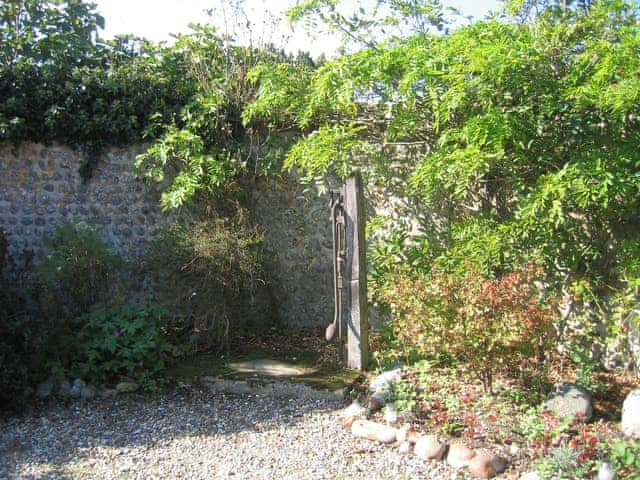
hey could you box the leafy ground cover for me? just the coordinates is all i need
[366,329,639,479]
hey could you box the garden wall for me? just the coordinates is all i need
[0,143,165,259]
[2,143,639,366]
[0,142,333,327]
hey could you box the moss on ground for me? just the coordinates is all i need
[165,345,359,392]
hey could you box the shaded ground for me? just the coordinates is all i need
[0,383,460,479]
[166,327,361,391]
[2,327,637,479]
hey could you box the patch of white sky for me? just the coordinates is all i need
[94,0,502,58]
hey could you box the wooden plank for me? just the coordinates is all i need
[344,171,369,370]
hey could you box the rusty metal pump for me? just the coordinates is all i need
[325,189,346,346]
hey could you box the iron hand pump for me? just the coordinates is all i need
[324,172,369,370]
[326,189,346,344]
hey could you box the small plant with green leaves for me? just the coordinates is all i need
[570,344,606,392]
[519,409,573,455]
[500,386,545,408]
[36,223,120,319]
[537,426,601,480]
[391,377,418,414]
[574,360,606,393]
[68,300,173,386]
[522,409,601,479]
[609,440,640,479]
[538,445,591,480]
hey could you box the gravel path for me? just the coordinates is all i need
[0,382,470,480]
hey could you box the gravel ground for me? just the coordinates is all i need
[0,382,471,480]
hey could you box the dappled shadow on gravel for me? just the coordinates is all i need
[0,382,343,480]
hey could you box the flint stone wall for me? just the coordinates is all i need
[3,142,640,361]
[249,176,334,327]
[0,142,334,326]
[0,143,165,260]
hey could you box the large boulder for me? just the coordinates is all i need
[542,382,593,421]
[622,389,640,438]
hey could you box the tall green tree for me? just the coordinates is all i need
[244,0,640,295]
[0,0,104,67]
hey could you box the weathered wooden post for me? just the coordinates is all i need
[344,171,369,370]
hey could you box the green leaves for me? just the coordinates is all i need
[609,440,640,478]
[284,123,370,181]
[70,301,173,385]
[248,0,640,293]
[0,0,104,67]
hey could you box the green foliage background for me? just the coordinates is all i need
[245,0,640,305]
[2,0,640,366]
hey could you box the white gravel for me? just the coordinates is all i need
[0,383,470,479]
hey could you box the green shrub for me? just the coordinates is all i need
[0,229,39,410]
[145,215,266,352]
[538,445,592,480]
[609,440,640,479]
[36,223,120,320]
[380,263,557,393]
[68,301,172,386]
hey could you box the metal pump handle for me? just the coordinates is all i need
[325,189,347,356]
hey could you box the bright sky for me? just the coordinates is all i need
[94,0,502,58]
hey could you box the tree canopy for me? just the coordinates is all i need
[244,0,640,300]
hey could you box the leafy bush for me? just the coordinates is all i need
[537,424,601,480]
[36,223,120,320]
[246,0,640,346]
[0,229,40,410]
[380,263,557,392]
[134,23,318,210]
[145,214,266,352]
[609,440,640,479]
[67,301,172,386]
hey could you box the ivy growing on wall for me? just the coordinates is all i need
[0,2,187,179]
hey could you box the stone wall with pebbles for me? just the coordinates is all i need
[249,176,334,326]
[0,142,336,326]
[0,142,165,260]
